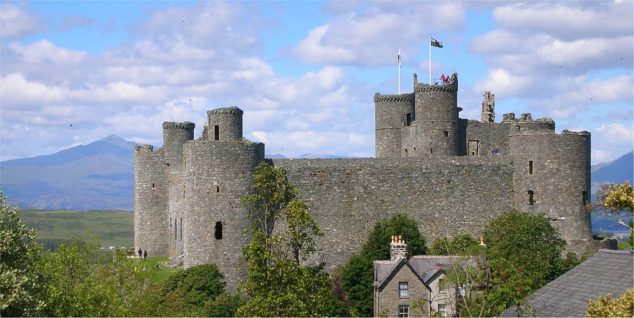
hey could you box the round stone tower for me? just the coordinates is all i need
[162,121,195,168]
[206,107,243,141]
[413,73,460,156]
[374,93,415,158]
[134,144,168,257]
[182,106,265,289]
[509,116,593,255]
[161,121,195,258]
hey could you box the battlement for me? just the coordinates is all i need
[162,121,195,130]
[135,144,154,153]
[414,73,458,93]
[562,129,591,136]
[207,106,243,115]
[374,93,415,103]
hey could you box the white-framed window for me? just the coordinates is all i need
[398,304,409,318]
[438,303,447,317]
[399,281,409,298]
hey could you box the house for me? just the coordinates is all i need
[501,249,634,317]
[374,236,475,317]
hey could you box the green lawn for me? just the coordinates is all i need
[20,209,134,249]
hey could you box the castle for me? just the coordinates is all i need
[134,73,593,289]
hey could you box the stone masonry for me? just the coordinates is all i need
[134,73,594,290]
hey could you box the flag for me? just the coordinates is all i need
[431,37,443,48]
[397,49,401,67]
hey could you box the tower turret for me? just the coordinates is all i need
[374,93,415,158]
[412,73,460,156]
[162,121,195,168]
[205,107,243,141]
[481,91,495,123]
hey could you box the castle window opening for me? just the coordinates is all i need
[582,191,588,205]
[215,222,223,240]
[214,125,220,140]
[398,305,409,318]
[529,161,534,175]
[404,149,408,156]
[406,113,413,126]
[399,282,409,298]
[444,131,449,137]
[216,185,220,193]
[166,162,170,167]
[430,148,433,154]
[152,183,155,189]
[180,217,183,240]
[528,190,535,205]
[174,218,178,239]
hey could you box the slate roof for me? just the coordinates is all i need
[501,249,634,317]
[374,256,475,290]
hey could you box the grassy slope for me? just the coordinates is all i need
[20,210,133,248]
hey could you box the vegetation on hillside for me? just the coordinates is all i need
[585,289,634,317]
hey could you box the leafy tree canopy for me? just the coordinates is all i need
[0,194,45,317]
[586,289,634,317]
[238,163,343,317]
[340,213,427,317]
[597,181,634,211]
[430,234,481,256]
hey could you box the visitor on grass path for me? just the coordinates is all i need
[143,250,147,260]
[138,248,142,258]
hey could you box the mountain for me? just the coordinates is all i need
[591,151,634,197]
[0,135,135,210]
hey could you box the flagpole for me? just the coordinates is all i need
[398,49,401,94]
[429,34,432,85]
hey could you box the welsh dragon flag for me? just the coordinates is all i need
[431,37,443,48]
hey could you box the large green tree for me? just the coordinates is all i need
[138,263,242,317]
[429,234,481,256]
[238,163,343,316]
[457,210,579,316]
[340,213,427,317]
[0,195,45,316]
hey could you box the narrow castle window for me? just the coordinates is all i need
[174,218,178,239]
[214,125,220,140]
[406,113,413,126]
[529,161,533,175]
[430,148,433,154]
[528,190,535,205]
[444,131,449,137]
[152,183,155,189]
[166,163,170,167]
[215,222,223,240]
[404,149,408,156]
[216,185,220,193]
[180,217,183,240]
[582,191,588,205]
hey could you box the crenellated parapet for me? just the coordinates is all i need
[162,121,195,130]
[414,83,457,93]
[135,144,154,153]
[373,93,415,103]
[207,106,243,115]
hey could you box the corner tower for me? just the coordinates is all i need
[509,114,593,255]
[182,106,264,288]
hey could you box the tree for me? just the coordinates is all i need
[139,264,240,317]
[429,234,481,256]
[586,289,634,317]
[39,240,151,317]
[597,181,634,211]
[457,210,577,316]
[238,163,343,316]
[0,194,45,316]
[340,213,427,317]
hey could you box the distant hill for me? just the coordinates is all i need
[591,151,634,197]
[0,135,134,210]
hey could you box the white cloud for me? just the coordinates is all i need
[10,40,86,66]
[293,2,465,65]
[0,3,42,38]
[474,68,532,96]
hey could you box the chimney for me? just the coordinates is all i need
[390,235,407,261]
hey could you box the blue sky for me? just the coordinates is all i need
[1,1,632,164]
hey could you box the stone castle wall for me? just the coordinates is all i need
[272,156,514,271]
